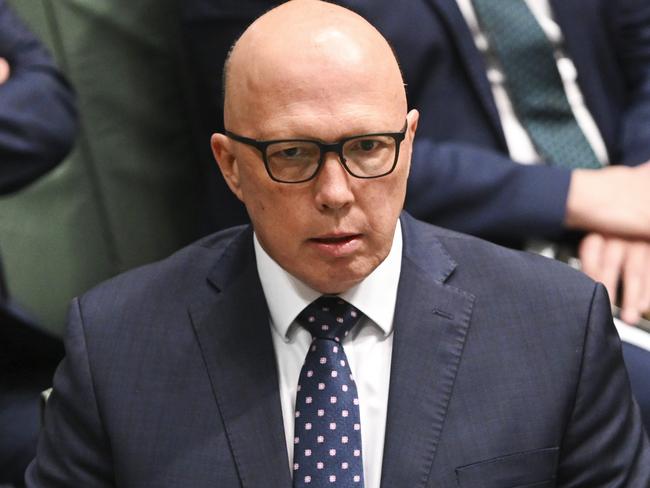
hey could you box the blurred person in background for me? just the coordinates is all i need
[0,0,77,484]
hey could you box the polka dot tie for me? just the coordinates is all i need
[471,0,601,169]
[292,296,365,487]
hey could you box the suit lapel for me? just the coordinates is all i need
[189,229,292,488]
[550,0,593,85]
[380,216,475,488]
[187,218,475,487]
[426,0,506,146]
[550,0,609,147]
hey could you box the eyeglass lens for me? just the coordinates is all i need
[266,135,398,182]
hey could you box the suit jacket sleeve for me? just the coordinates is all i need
[0,0,77,195]
[401,0,650,243]
[558,283,650,485]
[25,298,114,487]
[405,138,572,243]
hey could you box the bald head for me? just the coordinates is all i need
[211,0,418,294]
[223,0,406,133]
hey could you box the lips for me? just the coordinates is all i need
[311,234,359,244]
[308,233,363,257]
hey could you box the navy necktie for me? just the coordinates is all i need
[292,296,364,487]
[471,0,601,169]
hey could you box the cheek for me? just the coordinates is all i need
[240,176,309,240]
[237,164,275,215]
[365,175,407,219]
[358,179,407,252]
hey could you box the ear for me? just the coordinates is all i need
[406,108,419,143]
[403,109,419,176]
[211,133,244,201]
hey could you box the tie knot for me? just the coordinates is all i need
[296,296,362,341]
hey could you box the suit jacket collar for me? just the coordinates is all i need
[191,217,475,487]
[380,214,475,487]
[190,227,292,487]
[549,0,607,142]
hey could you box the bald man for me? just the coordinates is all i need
[26,1,649,486]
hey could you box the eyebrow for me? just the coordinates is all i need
[246,122,407,143]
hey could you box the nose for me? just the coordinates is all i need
[312,153,355,211]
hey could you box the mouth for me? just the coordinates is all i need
[311,234,359,244]
[308,233,363,257]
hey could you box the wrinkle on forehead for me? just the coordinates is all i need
[223,0,405,131]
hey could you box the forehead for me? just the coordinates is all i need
[238,61,403,140]
[226,26,405,139]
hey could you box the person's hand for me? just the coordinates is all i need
[565,162,650,240]
[0,57,9,84]
[579,232,650,325]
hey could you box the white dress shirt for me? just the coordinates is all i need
[455,0,609,166]
[254,221,403,488]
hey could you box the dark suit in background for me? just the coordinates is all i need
[25,214,650,486]
[180,0,650,245]
[0,0,76,195]
[369,0,650,245]
[0,0,76,483]
[180,1,274,234]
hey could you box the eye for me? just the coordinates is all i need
[347,137,391,155]
[354,139,380,152]
[280,146,301,158]
[268,143,315,160]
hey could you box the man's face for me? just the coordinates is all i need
[213,21,418,294]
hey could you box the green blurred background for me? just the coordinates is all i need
[1,0,202,335]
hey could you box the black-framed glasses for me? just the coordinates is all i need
[225,121,408,183]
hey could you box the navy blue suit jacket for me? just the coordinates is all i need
[181,0,650,246]
[26,214,650,486]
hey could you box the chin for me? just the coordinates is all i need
[305,268,367,295]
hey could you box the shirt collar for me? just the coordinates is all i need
[254,220,403,342]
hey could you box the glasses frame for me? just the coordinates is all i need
[225,120,408,183]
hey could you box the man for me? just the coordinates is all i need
[339,0,650,426]
[1,0,75,484]
[179,0,650,429]
[372,0,650,326]
[27,1,650,486]
[181,0,650,325]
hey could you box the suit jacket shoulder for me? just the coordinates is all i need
[78,224,251,319]
[392,213,650,486]
[26,224,266,487]
[28,216,650,486]
[402,211,595,301]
